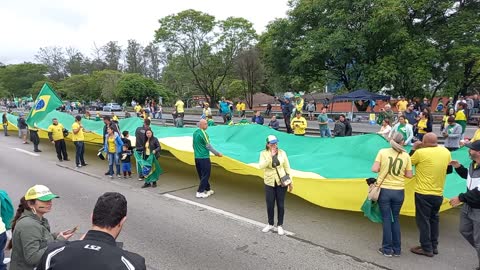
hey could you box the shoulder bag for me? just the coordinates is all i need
[368,152,401,202]
[273,153,292,187]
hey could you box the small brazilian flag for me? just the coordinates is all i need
[134,151,163,183]
[26,83,63,126]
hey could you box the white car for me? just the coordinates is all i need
[103,103,122,112]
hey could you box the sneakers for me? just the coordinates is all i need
[262,225,274,233]
[433,248,438,255]
[124,176,127,179]
[206,190,214,196]
[76,164,82,168]
[277,226,285,235]
[410,246,434,257]
[196,192,210,198]
[117,175,122,179]
[138,177,144,181]
[3,257,10,264]
[152,182,157,188]
[378,248,393,257]
[141,183,151,188]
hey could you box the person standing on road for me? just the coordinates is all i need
[449,141,480,270]
[48,118,69,162]
[8,185,73,270]
[135,119,151,181]
[28,123,41,152]
[2,112,8,136]
[318,107,332,138]
[290,111,307,136]
[18,114,28,144]
[104,127,124,179]
[442,116,462,151]
[102,116,120,175]
[37,192,147,270]
[72,115,88,168]
[258,135,293,236]
[141,129,161,188]
[408,133,452,257]
[371,132,413,257]
[193,119,223,198]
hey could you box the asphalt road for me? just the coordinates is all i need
[0,133,477,270]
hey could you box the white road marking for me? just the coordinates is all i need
[12,148,40,157]
[164,193,294,236]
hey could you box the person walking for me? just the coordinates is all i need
[141,129,161,188]
[193,119,223,198]
[135,119,151,181]
[104,127,124,179]
[47,118,69,162]
[371,132,413,257]
[37,192,146,270]
[2,112,8,136]
[72,115,88,168]
[17,114,28,144]
[449,141,480,270]
[258,135,293,236]
[8,185,73,270]
[409,133,452,257]
[442,116,462,152]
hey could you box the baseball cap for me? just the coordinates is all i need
[465,141,480,151]
[267,135,278,144]
[25,185,59,201]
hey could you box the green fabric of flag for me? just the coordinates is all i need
[26,83,63,126]
[134,150,163,183]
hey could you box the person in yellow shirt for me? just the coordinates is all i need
[240,101,246,117]
[409,133,452,257]
[371,132,413,257]
[290,111,307,136]
[72,115,90,168]
[175,99,185,118]
[455,102,467,137]
[134,104,142,117]
[103,126,124,178]
[47,118,69,162]
[396,97,409,112]
[236,102,242,117]
[470,122,480,143]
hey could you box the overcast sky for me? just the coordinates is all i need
[0,0,289,64]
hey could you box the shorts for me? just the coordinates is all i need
[122,162,131,172]
[308,111,314,117]
[20,129,27,136]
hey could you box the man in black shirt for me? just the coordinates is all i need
[37,192,146,270]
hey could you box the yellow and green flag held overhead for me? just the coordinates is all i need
[26,83,63,126]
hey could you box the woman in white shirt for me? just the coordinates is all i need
[377,119,392,139]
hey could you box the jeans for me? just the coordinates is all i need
[283,115,292,133]
[265,183,287,226]
[415,193,443,253]
[2,125,7,136]
[195,158,211,193]
[107,152,120,176]
[378,188,404,255]
[54,139,68,161]
[0,231,6,270]
[30,130,40,150]
[74,141,85,166]
[320,128,331,138]
[460,204,480,267]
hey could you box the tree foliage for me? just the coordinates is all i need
[155,9,257,103]
[0,63,48,97]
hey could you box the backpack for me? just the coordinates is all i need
[0,190,14,230]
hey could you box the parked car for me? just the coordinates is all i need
[89,102,104,111]
[103,103,122,112]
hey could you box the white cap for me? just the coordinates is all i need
[267,135,278,144]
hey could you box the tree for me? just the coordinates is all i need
[102,41,122,71]
[125,39,145,74]
[0,63,48,97]
[35,47,67,81]
[161,55,196,98]
[57,74,97,101]
[92,70,124,101]
[154,9,257,104]
[234,47,264,109]
[143,42,163,81]
[117,73,172,104]
[65,47,89,75]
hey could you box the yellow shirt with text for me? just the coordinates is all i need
[375,148,412,190]
[47,124,64,141]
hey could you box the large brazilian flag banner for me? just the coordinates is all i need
[1,110,471,216]
[26,83,63,127]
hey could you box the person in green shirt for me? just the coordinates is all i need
[193,119,223,198]
[317,107,331,138]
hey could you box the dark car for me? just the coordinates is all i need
[89,102,104,111]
